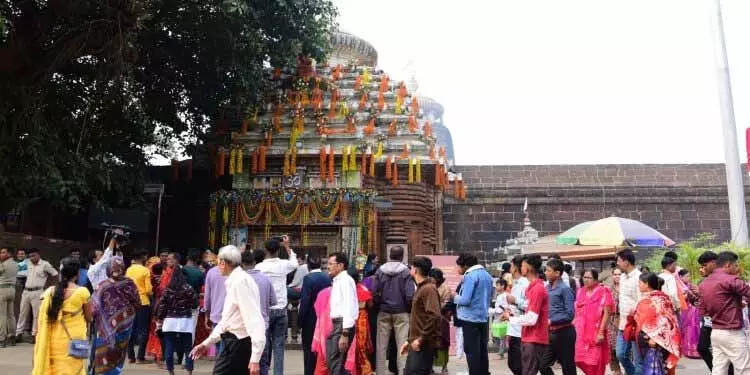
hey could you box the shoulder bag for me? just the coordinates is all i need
[60,309,91,359]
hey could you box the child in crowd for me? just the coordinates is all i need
[491,278,511,358]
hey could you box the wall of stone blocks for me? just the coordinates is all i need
[444,164,745,261]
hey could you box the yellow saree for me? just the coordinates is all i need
[32,286,91,375]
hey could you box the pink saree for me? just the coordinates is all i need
[679,281,700,358]
[574,285,614,375]
[312,287,357,375]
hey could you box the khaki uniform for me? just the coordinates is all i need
[15,260,57,336]
[0,258,17,341]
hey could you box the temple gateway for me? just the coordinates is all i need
[207,31,464,262]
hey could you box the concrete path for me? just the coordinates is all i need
[0,342,709,375]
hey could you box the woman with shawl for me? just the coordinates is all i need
[677,269,700,358]
[146,259,171,366]
[633,273,681,375]
[574,269,614,375]
[311,286,357,375]
[90,256,141,374]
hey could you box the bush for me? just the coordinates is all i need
[642,232,750,282]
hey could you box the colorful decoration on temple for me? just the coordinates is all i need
[364,118,376,136]
[217,150,226,176]
[423,121,433,138]
[228,149,236,175]
[379,74,390,93]
[211,188,377,226]
[391,157,398,186]
[332,64,343,81]
[387,120,397,137]
[319,146,327,182]
[411,96,420,114]
[408,115,418,133]
[251,149,259,174]
[362,68,372,88]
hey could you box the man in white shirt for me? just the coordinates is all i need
[615,249,643,375]
[326,252,358,375]
[658,256,681,312]
[505,255,529,375]
[190,245,265,375]
[87,237,116,291]
[254,237,298,375]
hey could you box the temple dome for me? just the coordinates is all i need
[328,31,378,67]
[417,96,444,118]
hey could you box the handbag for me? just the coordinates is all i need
[60,309,91,359]
[623,313,638,342]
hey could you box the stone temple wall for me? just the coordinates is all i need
[443,164,745,263]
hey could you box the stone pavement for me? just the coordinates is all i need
[0,343,709,375]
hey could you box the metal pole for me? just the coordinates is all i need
[710,0,749,245]
[155,186,164,255]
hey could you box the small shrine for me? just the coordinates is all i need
[206,31,466,260]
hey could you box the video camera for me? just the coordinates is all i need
[100,223,132,248]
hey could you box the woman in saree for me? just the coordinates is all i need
[352,270,373,375]
[678,269,700,358]
[311,286,357,375]
[607,268,623,375]
[634,273,681,375]
[574,269,614,375]
[90,256,141,374]
[146,261,168,365]
[193,262,212,352]
[32,257,92,375]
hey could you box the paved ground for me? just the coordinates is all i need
[0,343,709,375]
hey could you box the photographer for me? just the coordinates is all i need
[88,228,126,291]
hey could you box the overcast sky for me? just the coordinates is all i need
[333,0,750,165]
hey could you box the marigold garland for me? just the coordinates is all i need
[236,149,243,174]
[385,157,392,179]
[328,146,335,184]
[391,158,398,186]
[228,149,236,175]
[342,146,349,172]
[416,158,422,183]
[251,149,259,174]
[320,146,327,182]
[218,150,226,176]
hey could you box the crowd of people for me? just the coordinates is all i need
[488,248,750,375]
[2,237,750,375]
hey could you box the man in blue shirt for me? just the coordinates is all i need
[539,259,576,375]
[452,253,494,375]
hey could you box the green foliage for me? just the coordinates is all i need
[0,0,337,212]
[643,232,750,282]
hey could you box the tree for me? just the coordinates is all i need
[0,0,337,212]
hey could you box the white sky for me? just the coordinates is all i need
[333,0,750,165]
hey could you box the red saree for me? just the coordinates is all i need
[634,291,681,369]
[354,284,373,375]
[146,265,173,362]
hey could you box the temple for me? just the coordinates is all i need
[206,31,466,261]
